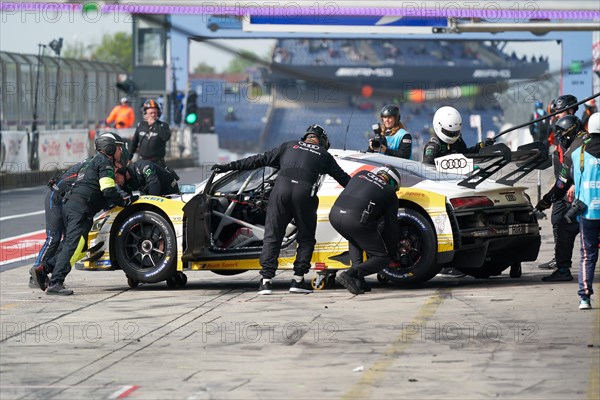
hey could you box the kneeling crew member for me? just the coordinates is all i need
[331,165,401,294]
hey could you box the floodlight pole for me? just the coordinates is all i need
[51,39,63,129]
[30,43,45,171]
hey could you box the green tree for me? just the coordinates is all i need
[193,62,216,74]
[62,40,92,59]
[225,50,265,74]
[90,32,132,72]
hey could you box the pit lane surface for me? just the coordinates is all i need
[1,168,598,400]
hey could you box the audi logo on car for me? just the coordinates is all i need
[440,158,468,169]
[505,194,517,201]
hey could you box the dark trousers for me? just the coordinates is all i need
[45,199,92,285]
[259,179,318,279]
[329,207,390,278]
[578,218,600,299]
[34,190,65,269]
[551,200,579,269]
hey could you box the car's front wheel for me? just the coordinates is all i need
[114,211,176,283]
[379,208,439,286]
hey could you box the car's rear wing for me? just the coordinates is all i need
[454,142,551,188]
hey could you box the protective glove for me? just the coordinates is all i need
[532,209,547,220]
[123,195,140,207]
[480,138,495,148]
[211,163,232,173]
[534,198,551,211]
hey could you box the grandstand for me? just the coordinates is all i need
[189,38,549,157]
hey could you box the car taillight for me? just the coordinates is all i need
[450,196,494,210]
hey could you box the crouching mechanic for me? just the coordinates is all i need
[30,132,135,295]
[330,166,401,294]
[211,124,351,295]
[535,113,600,310]
[118,159,180,196]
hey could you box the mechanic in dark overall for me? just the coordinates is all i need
[129,99,171,167]
[535,115,589,281]
[538,94,581,270]
[30,133,134,295]
[330,166,401,294]
[367,104,412,159]
[28,158,91,288]
[118,159,180,196]
[211,124,351,295]
[422,105,494,277]
[535,112,599,310]
[422,105,495,166]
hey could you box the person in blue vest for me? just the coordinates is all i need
[535,112,600,310]
[529,101,550,146]
[367,104,412,159]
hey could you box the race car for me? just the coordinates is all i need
[83,143,547,289]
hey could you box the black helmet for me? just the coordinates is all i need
[553,115,583,149]
[303,124,330,149]
[376,165,401,191]
[95,132,125,156]
[142,98,162,117]
[554,94,578,114]
[380,104,401,120]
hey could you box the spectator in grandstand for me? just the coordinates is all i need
[225,107,238,121]
[582,99,597,131]
[210,124,350,295]
[535,113,599,309]
[130,99,172,168]
[422,106,495,277]
[105,97,135,129]
[529,101,550,146]
[368,104,412,159]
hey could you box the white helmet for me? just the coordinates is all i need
[588,112,600,134]
[433,106,462,144]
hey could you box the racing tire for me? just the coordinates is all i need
[379,208,439,287]
[115,211,177,284]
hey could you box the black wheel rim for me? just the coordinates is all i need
[395,224,423,271]
[123,221,167,272]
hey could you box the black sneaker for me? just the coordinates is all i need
[289,277,313,294]
[258,279,272,295]
[29,265,49,291]
[337,271,365,295]
[45,282,74,296]
[538,258,557,270]
[541,268,573,282]
[437,267,467,278]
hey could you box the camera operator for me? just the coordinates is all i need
[367,105,412,159]
[535,113,600,310]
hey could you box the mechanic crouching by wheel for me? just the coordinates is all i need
[211,124,351,295]
[30,133,135,296]
[330,166,401,294]
[117,159,180,196]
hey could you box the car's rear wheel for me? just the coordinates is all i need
[115,211,176,283]
[379,208,439,286]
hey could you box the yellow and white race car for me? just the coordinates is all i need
[84,144,546,289]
